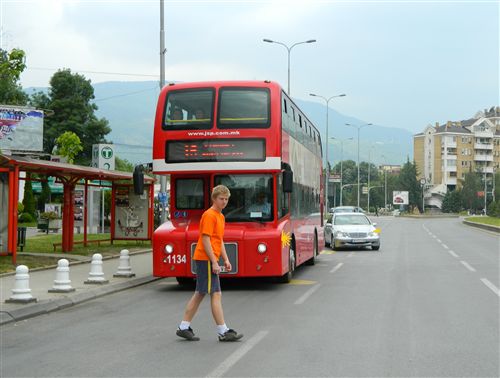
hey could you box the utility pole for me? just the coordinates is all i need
[159,0,167,223]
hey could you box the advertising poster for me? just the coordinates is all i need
[393,191,409,205]
[114,185,150,239]
[0,106,44,152]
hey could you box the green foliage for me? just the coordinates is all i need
[0,48,28,105]
[18,212,36,223]
[487,200,500,218]
[22,174,36,217]
[55,131,83,163]
[17,202,24,214]
[37,177,51,212]
[461,172,482,211]
[39,211,60,220]
[441,190,462,213]
[115,156,135,172]
[397,158,422,211]
[36,69,111,164]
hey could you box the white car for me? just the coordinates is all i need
[324,212,380,251]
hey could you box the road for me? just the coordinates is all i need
[1,217,498,377]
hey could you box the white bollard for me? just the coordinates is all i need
[5,265,37,303]
[48,259,75,293]
[84,253,109,284]
[113,249,136,278]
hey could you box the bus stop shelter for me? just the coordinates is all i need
[0,154,154,263]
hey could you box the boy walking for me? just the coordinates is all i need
[176,185,243,342]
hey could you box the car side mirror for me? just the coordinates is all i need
[372,222,377,227]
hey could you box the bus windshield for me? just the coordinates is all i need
[163,89,214,130]
[218,88,270,129]
[215,174,273,222]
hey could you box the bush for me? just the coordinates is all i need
[487,200,500,218]
[18,212,35,223]
[39,211,60,220]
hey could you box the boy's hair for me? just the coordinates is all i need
[212,185,231,200]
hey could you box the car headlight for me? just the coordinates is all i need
[164,244,174,254]
[335,231,349,238]
[257,243,267,254]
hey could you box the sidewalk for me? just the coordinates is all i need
[0,249,161,326]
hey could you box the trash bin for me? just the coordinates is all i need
[17,227,27,252]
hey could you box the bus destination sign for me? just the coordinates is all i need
[166,138,265,163]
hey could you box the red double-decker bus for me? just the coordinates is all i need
[151,80,324,283]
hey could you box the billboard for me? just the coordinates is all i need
[393,191,409,205]
[114,185,150,239]
[0,106,44,152]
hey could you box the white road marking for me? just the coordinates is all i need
[448,250,459,258]
[436,238,441,243]
[441,243,449,249]
[330,263,344,273]
[460,261,476,272]
[480,278,500,297]
[347,252,354,258]
[206,330,269,378]
[294,284,321,305]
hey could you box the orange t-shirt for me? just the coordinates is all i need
[193,208,225,261]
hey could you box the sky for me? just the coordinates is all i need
[1,0,498,134]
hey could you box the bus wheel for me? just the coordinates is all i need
[278,245,295,283]
[305,234,317,266]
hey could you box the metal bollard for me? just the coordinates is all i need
[5,265,37,303]
[113,249,136,278]
[84,253,109,284]
[49,259,75,293]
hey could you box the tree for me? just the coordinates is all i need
[0,48,28,105]
[55,131,83,164]
[35,69,111,164]
[397,158,422,211]
[115,156,134,172]
[441,190,461,213]
[461,172,482,212]
[22,173,36,218]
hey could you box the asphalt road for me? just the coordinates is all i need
[1,217,498,377]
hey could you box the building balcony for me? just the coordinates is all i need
[445,165,457,172]
[444,177,457,185]
[474,154,493,162]
[474,143,493,150]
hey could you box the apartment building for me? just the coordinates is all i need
[414,106,500,208]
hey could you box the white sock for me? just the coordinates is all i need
[179,321,191,330]
[217,324,229,335]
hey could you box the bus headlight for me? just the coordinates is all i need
[165,244,174,254]
[257,243,267,254]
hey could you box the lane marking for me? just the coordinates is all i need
[347,252,354,258]
[321,251,335,255]
[480,278,500,297]
[330,262,344,273]
[448,250,459,258]
[436,238,441,243]
[441,243,449,250]
[289,279,317,285]
[460,261,476,272]
[206,330,269,378]
[294,284,321,305]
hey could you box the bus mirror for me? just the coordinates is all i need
[133,165,144,195]
[283,170,293,193]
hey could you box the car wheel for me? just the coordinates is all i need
[330,235,334,249]
[372,245,380,251]
[306,234,318,265]
[278,244,295,283]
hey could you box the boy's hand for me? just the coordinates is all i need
[224,260,232,272]
[212,261,221,274]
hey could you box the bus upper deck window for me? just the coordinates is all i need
[163,89,214,130]
[218,88,270,129]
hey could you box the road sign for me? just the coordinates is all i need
[92,144,115,170]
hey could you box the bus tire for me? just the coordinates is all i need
[305,233,318,266]
[278,244,295,283]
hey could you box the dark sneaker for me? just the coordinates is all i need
[176,327,200,341]
[218,329,244,342]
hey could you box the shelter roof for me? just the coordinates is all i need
[0,154,154,183]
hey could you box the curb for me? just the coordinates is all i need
[462,220,500,233]
[0,275,162,326]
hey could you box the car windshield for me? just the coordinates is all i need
[334,207,356,213]
[214,174,273,222]
[334,214,371,225]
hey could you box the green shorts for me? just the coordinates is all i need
[194,260,221,294]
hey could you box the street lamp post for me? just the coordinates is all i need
[263,38,316,95]
[381,155,388,209]
[346,123,372,208]
[309,93,346,213]
[332,137,353,206]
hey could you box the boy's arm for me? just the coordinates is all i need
[201,234,221,274]
[220,240,231,271]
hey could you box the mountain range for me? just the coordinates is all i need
[32,81,415,166]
